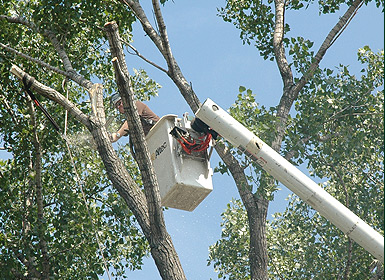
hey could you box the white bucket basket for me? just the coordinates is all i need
[146,114,213,211]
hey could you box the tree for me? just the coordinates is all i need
[209,47,384,279]
[0,1,181,279]
[0,1,383,280]
[209,0,382,279]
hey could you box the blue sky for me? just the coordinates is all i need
[0,1,383,279]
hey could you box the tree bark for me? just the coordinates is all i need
[104,21,186,280]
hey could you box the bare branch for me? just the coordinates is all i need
[104,21,164,231]
[118,0,165,52]
[122,39,168,73]
[272,0,364,152]
[1,42,93,89]
[0,43,67,75]
[293,0,364,95]
[151,0,174,71]
[1,14,93,89]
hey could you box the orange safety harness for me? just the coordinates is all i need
[170,126,212,155]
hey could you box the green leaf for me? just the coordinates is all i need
[239,85,246,93]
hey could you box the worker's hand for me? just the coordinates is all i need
[109,132,120,143]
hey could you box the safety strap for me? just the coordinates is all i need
[22,76,61,132]
[170,126,211,155]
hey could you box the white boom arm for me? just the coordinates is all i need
[195,98,384,263]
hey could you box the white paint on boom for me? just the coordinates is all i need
[195,98,384,263]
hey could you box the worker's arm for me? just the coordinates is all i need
[110,121,129,142]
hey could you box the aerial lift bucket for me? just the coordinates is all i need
[146,114,213,211]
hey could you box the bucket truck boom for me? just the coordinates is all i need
[195,98,384,263]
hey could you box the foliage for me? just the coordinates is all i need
[0,0,163,278]
[218,0,384,62]
[208,199,250,280]
[218,0,277,60]
[215,86,279,200]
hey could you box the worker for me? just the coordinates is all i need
[109,93,160,142]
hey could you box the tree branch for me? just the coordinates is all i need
[0,43,67,75]
[1,14,75,73]
[119,3,270,277]
[104,21,186,280]
[151,0,174,71]
[273,0,294,89]
[122,39,168,73]
[271,0,364,152]
[118,0,201,111]
[118,0,165,53]
[1,42,93,89]
[104,21,164,234]
[293,0,364,96]
[1,15,93,89]
[10,65,91,130]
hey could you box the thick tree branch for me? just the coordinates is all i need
[272,0,295,152]
[1,15,75,73]
[111,56,164,226]
[1,43,67,76]
[273,0,294,89]
[104,22,164,230]
[118,0,165,53]
[215,143,269,280]
[10,65,91,129]
[152,0,174,71]
[120,3,269,278]
[1,42,93,89]
[104,21,186,280]
[1,15,93,89]
[119,0,201,111]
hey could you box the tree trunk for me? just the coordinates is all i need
[103,21,186,279]
[247,196,269,280]
[116,2,272,277]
